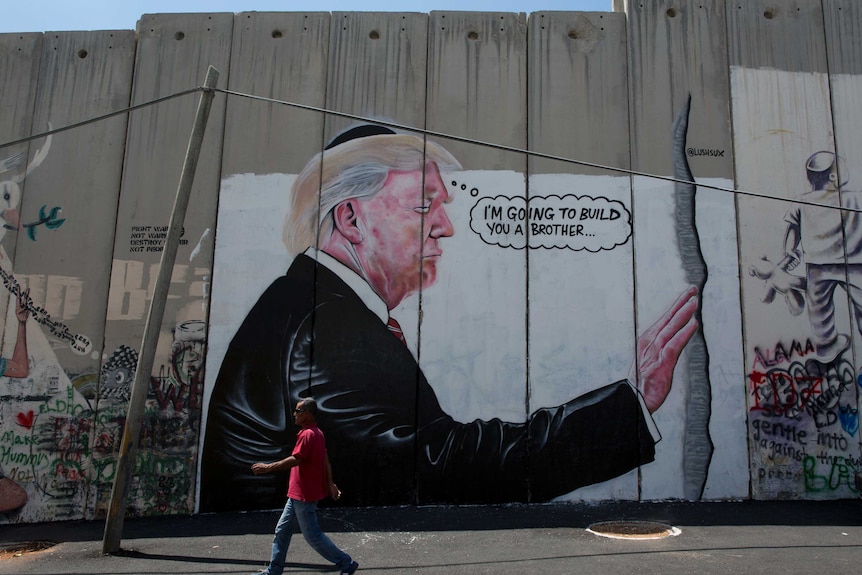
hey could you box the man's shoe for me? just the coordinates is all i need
[341,560,359,574]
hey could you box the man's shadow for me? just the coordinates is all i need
[115,548,331,571]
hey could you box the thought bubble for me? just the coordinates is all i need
[469,194,632,251]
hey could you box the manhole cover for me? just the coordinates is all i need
[0,541,56,558]
[587,520,680,540]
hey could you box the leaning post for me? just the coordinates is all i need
[102,65,220,554]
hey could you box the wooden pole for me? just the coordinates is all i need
[102,65,220,554]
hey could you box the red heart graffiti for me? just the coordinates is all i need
[15,410,34,430]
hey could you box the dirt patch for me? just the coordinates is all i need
[0,540,56,559]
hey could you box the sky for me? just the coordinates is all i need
[1,1,614,33]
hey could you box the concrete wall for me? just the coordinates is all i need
[0,2,859,524]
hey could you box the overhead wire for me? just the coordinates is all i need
[0,82,856,216]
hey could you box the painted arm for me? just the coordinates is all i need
[306,296,661,504]
[782,217,802,271]
[3,288,29,378]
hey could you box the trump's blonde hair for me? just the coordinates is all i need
[283,133,461,256]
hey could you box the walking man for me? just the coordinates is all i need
[251,397,358,575]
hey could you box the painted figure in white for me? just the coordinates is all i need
[751,151,862,363]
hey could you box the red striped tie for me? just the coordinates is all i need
[387,317,407,346]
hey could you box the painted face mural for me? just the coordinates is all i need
[350,162,454,308]
[199,125,700,512]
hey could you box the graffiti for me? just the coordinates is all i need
[0,447,48,468]
[750,419,808,444]
[0,429,35,446]
[14,410,34,429]
[149,320,205,411]
[817,431,849,450]
[469,194,631,251]
[128,225,188,253]
[141,418,196,452]
[39,386,89,417]
[748,356,853,423]
[752,339,815,369]
[686,147,726,158]
[27,402,92,505]
[22,205,65,241]
[0,267,91,354]
[87,335,202,517]
[748,342,857,497]
[99,345,137,404]
[758,467,803,481]
[838,404,859,436]
[803,454,859,493]
[744,147,862,495]
[106,259,210,320]
[750,420,808,462]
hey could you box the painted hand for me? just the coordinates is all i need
[631,285,699,413]
[15,288,30,323]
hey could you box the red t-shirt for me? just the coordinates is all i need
[287,424,328,502]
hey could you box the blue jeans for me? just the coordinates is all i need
[266,498,352,575]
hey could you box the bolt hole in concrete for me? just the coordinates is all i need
[0,541,57,559]
[467,30,479,40]
[369,30,380,39]
[587,521,681,540]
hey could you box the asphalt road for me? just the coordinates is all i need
[1,500,860,574]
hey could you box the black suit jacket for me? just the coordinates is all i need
[200,254,655,511]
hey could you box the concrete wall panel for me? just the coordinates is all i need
[626,0,745,501]
[325,12,428,140]
[0,33,43,345]
[99,13,233,517]
[421,11,528,503]
[199,12,330,512]
[319,12,430,506]
[0,32,44,522]
[22,31,136,374]
[729,0,855,500]
[5,30,135,523]
[526,11,639,502]
[821,0,862,498]
[221,13,330,177]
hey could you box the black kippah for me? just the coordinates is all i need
[324,124,397,150]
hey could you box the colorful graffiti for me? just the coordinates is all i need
[746,150,862,498]
[0,119,209,523]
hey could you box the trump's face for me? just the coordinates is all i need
[355,162,454,309]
